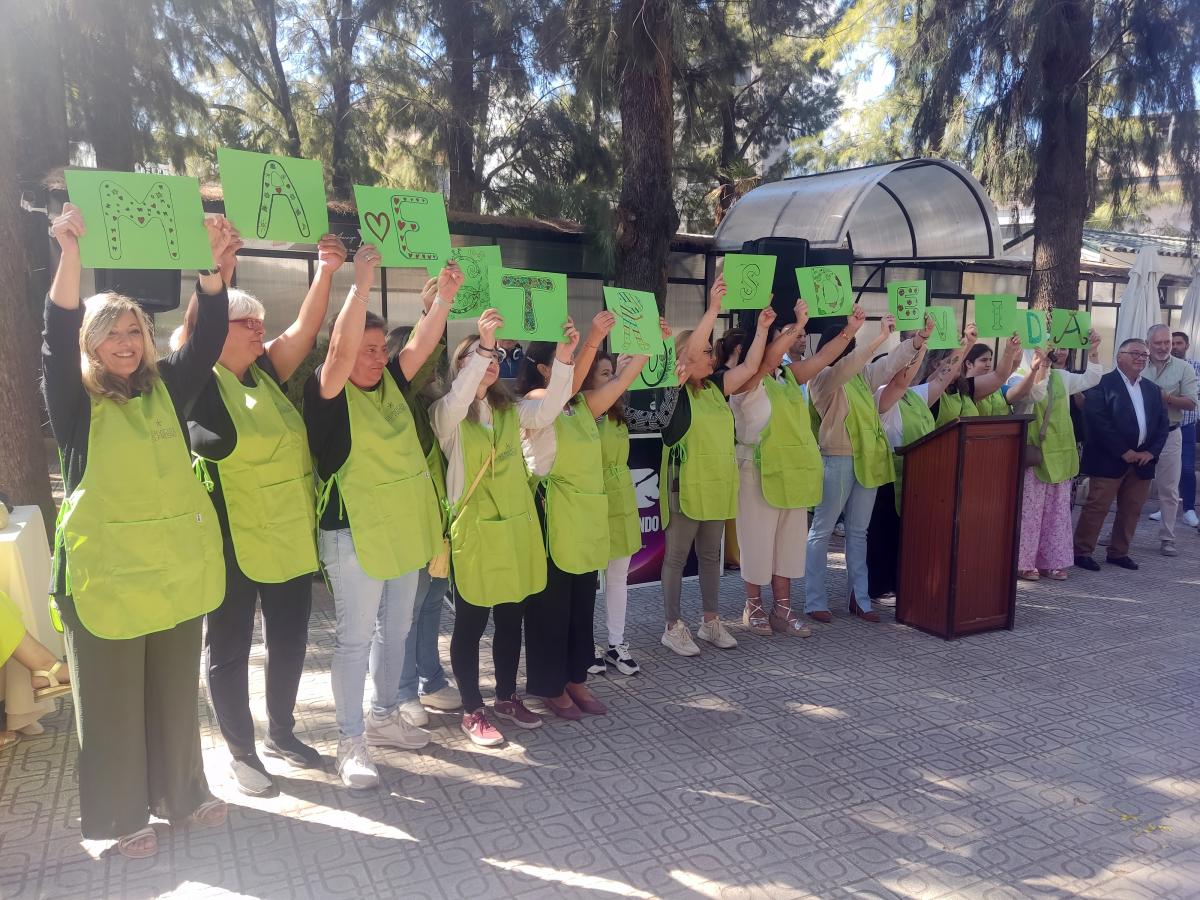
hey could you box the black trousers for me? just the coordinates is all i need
[866,482,900,600]
[205,544,313,758]
[449,592,525,712]
[524,555,598,698]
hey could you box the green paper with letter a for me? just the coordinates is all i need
[1050,308,1091,349]
[448,245,502,320]
[1019,309,1050,348]
[926,306,959,350]
[217,147,329,244]
[64,169,214,270]
[721,254,776,310]
[353,185,451,272]
[629,340,678,391]
[796,265,854,317]
[490,267,569,342]
[604,287,665,355]
[887,280,927,325]
[975,294,1019,338]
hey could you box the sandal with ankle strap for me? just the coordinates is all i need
[769,603,812,638]
[741,598,772,636]
[116,826,158,859]
[32,660,72,701]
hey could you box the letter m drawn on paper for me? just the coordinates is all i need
[101,180,179,261]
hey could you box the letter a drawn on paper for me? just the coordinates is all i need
[257,160,310,239]
[101,180,180,261]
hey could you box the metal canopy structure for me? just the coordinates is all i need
[712,158,1002,261]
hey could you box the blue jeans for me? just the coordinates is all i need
[396,569,450,701]
[1181,423,1197,513]
[804,455,878,613]
[319,529,420,738]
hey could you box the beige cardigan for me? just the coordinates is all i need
[809,338,921,456]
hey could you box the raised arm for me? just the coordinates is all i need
[573,310,616,394]
[923,328,973,405]
[48,204,85,311]
[431,309,503,443]
[317,244,381,399]
[683,275,726,370]
[1003,349,1050,405]
[722,306,775,396]
[398,260,463,381]
[967,332,1022,399]
[583,353,647,417]
[788,304,868,385]
[1063,331,1104,395]
[267,234,346,382]
[877,338,928,414]
[518,318,580,428]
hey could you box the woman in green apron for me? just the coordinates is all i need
[44,205,234,858]
[964,342,1013,416]
[187,233,346,796]
[928,334,1022,426]
[302,246,463,788]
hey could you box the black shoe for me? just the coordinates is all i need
[1074,556,1101,572]
[231,754,279,798]
[1106,555,1139,570]
[263,734,322,768]
[605,643,641,676]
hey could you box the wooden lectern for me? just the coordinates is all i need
[895,415,1031,639]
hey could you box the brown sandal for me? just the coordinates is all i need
[1039,569,1068,581]
[768,602,812,638]
[189,798,227,828]
[116,826,158,859]
[1017,569,1041,581]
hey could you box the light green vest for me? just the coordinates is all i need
[661,382,738,526]
[317,369,442,580]
[894,389,937,513]
[542,397,610,573]
[0,590,23,666]
[599,416,641,560]
[57,381,224,639]
[934,390,979,428]
[450,406,547,606]
[1030,369,1079,484]
[196,363,318,583]
[756,370,823,508]
[975,390,1010,417]
[844,374,895,489]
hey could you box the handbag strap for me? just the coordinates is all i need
[1037,372,1055,444]
[450,446,497,525]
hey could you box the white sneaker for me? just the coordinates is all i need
[661,621,701,657]
[1183,509,1199,528]
[365,708,430,750]
[336,737,379,789]
[587,644,607,675]
[420,684,463,711]
[697,617,738,650]
[1149,510,1162,522]
[605,643,641,676]
[398,698,429,727]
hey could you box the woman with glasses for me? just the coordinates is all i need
[186,232,346,797]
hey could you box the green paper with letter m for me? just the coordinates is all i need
[64,169,214,270]
[604,287,665,355]
[217,147,329,244]
[448,245,503,320]
[721,254,776,310]
[926,306,959,350]
[1051,309,1091,349]
[796,265,854,317]
[491,267,570,342]
[353,185,451,272]
[1019,309,1050,348]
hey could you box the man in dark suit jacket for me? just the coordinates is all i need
[1073,338,1170,570]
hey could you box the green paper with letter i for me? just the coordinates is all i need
[796,265,854,317]
[353,185,451,272]
[975,294,1019,338]
[1050,308,1091,349]
[1019,309,1049,348]
[64,169,214,270]
[887,280,927,325]
[721,254,776,310]
[604,287,664,355]
[217,147,329,244]
[926,306,959,349]
[447,245,502,320]
[490,267,569,342]
[629,341,678,391]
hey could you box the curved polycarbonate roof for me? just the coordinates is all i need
[712,158,1002,261]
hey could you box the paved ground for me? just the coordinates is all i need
[1,512,1198,900]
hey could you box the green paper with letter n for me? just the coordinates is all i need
[975,294,1018,338]
[448,245,502,320]
[491,267,569,342]
[1050,309,1091,349]
[64,169,214,270]
[926,306,959,349]
[604,286,665,355]
[353,185,451,273]
[216,147,329,244]
[629,341,678,391]
[721,254,776,310]
[887,280,927,326]
[1019,309,1050,348]
[796,265,854,317]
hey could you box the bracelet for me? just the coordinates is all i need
[434,295,451,308]
[351,287,369,304]
[838,331,852,340]
[199,268,220,277]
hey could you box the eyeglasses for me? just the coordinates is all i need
[459,346,507,363]
[229,318,266,332]
[1119,350,1150,361]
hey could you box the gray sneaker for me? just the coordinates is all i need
[661,621,701,657]
[336,736,379,789]
[230,756,278,798]
[365,708,430,750]
[697,617,738,650]
[1161,540,1178,557]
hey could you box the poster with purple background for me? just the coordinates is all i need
[626,434,701,585]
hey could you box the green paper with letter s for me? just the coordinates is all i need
[217,147,329,244]
[353,185,451,272]
[490,267,570,342]
[721,254,776,310]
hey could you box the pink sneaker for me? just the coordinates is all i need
[461,709,504,747]
[492,696,544,729]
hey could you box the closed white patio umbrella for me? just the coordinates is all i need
[1176,267,1200,356]
[1113,247,1164,363]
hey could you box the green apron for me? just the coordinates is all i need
[317,369,442,580]
[661,381,738,526]
[844,374,895,489]
[934,390,979,428]
[975,390,1010,417]
[196,363,318,583]
[542,397,610,573]
[57,381,224,639]
[0,590,23,666]
[1030,369,1079,485]
[599,416,641,559]
[893,388,937,513]
[451,406,546,605]
[756,370,823,508]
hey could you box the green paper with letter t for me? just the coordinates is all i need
[490,267,570,342]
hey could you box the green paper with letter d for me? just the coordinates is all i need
[64,169,214,270]
[1019,309,1050,348]
[721,254,776,310]
[887,280,927,325]
[1050,309,1091,349]
[217,147,329,243]
[490,267,569,342]
[629,341,678,391]
[353,185,451,272]
[975,294,1019,338]
[796,265,854,317]
[604,287,664,355]
[926,306,959,349]
[448,245,502,320]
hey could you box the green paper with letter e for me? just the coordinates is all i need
[64,169,214,270]
[353,185,451,272]
[447,245,502,320]
[604,287,665,355]
[721,254,776,310]
[629,341,678,391]
[217,148,329,244]
[1050,309,1091,349]
[796,265,854,317]
[490,267,569,342]
[887,280,927,325]
[926,306,959,349]
[975,294,1019,338]
[1019,309,1050,348]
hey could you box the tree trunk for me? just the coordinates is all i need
[257,0,303,157]
[76,0,137,169]
[12,4,69,179]
[614,0,679,306]
[328,1,355,198]
[713,93,738,223]
[1025,0,1092,312]
[442,0,482,212]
